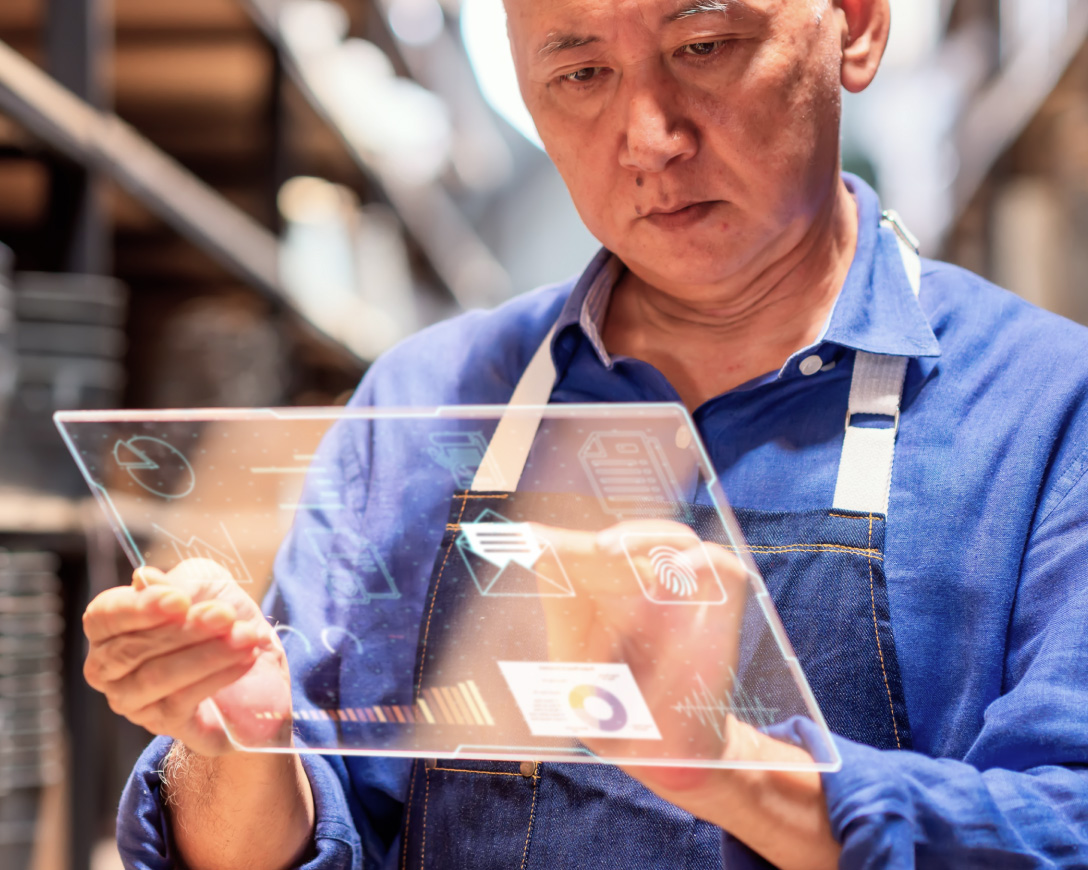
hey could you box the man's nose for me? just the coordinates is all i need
[619,87,698,174]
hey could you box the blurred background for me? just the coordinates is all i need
[0,0,1083,867]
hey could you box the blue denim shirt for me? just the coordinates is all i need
[118,176,1088,868]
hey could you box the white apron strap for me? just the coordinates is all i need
[470,325,558,491]
[831,211,921,515]
[473,211,924,513]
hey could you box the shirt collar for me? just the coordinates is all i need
[820,174,941,360]
[552,173,941,375]
[552,247,620,369]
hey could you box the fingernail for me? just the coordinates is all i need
[199,607,234,630]
[157,592,189,614]
[134,566,167,587]
[596,528,622,554]
[228,622,257,647]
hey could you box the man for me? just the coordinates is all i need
[84,0,1088,867]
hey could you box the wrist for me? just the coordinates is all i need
[164,742,315,870]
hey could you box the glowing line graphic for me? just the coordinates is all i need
[320,626,364,655]
[273,624,313,653]
[250,467,325,474]
[151,522,254,583]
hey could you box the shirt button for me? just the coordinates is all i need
[799,355,824,376]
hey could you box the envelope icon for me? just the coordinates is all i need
[456,513,575,598]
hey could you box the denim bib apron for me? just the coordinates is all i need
[399,216,922,870]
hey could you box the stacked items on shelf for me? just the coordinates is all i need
[0,271,127,495]
[0,246,15,428]
[0,551,64,870]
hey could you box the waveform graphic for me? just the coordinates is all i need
[649,546,699,598]
[672,672,778,739]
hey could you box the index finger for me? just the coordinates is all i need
[83,584,191,644]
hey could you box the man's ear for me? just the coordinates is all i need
[834,0,891,93]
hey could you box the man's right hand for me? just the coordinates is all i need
[84,561,314,870]
[82,559,291,756]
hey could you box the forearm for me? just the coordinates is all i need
[163,742,315,870]
[715,767,838,869]
[705,732,839,870]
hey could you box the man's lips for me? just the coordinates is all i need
[644,200,707,216]
[641,200,721,229]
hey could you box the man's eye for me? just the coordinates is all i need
[562,67,604,85]
[681,40,725,57]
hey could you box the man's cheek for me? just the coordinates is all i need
[558,159,615,213]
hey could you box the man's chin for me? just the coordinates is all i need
[618,251,744,294]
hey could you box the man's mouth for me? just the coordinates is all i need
[641,200,720,228]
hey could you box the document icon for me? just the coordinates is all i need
[457,509,575,598]
[579,431,686,518]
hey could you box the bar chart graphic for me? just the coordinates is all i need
[254,680,495,727]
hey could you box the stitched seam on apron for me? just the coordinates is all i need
[401,761,419,870]
[867,514,902,749]
[738,545,883,559]
[828,512,880,521]
[432,767,541,779]
[520,772,540,870]
[416,495,472,695]
[419,766,431,870]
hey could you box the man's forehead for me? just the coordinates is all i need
[504,0,772,26]
[505,0,774,56]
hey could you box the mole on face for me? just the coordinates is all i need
[636,177,644,187]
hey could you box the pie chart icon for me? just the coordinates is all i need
[113,436,196,499]
[568,684,628,732]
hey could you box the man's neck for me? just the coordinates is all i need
[601,180,858,410]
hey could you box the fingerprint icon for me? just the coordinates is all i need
[648,546,699,598]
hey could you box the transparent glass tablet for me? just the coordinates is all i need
[55,405,839,771]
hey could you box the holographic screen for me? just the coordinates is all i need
[55,405,839,771]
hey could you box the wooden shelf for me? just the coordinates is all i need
[0,488,87,536]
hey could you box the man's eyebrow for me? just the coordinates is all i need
[667,0,758,22]
[537,34,600,58]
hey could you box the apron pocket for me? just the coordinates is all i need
[402,759,541,870]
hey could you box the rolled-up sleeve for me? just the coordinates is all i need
[116,737,174,870]
[116,738,365,870]
[724,463,1088,868]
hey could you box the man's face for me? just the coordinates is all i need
[506,0,850,293]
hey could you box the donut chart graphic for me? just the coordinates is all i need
[568,684,628,732]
